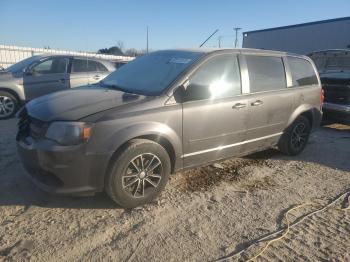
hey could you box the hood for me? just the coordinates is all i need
[0,71,22,87]
[26,85,147,122]
[0,71,16,81]
[319,70,350,80]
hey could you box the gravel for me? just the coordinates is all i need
[0,118,349,261]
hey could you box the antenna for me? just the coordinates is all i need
[199,29,219,47]
[146,26,149,54]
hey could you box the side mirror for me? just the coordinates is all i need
[23,68,34,76]
[173,85,186,103]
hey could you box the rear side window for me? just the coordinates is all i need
[88,61,108,72]
[72,59,88,73]
[185,54,241,101]
[72,59,108,73]
[246,55,286,92]
[287,57,318,86]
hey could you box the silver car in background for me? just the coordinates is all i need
[0,55,116,119]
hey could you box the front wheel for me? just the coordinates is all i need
[105,139,171,208]
[0,91,19,120]
[278,115,311,156]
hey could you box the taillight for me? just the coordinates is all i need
[320,88,324,104]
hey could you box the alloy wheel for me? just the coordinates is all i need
[122,153,163,198]
[290,123,308,151]
[0,95,15,118]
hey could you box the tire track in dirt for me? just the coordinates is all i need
[256,207,350,261]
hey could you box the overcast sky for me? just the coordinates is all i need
[1,0,349,52]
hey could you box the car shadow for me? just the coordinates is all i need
[0,178,122,210]
[245,124,350,172]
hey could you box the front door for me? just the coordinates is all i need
[23,57,69,100]
[182,53,248,168]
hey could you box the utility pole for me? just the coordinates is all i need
[233,27,242,47]
[218,36,222,48]
[146,26,149,54]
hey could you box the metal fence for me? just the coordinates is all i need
[0,44,134,69]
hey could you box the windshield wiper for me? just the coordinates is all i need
[100,81,128,92]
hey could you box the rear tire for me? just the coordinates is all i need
[105,139,171,208]
[278,115,311,156]
[0,91,19,120]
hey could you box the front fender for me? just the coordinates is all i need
[111,122,182,156]
[0,84,25,102]
[88,121,182,159]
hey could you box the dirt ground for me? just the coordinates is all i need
[0,118,349,262]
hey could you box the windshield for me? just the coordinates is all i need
[101,50,204,95]
[6,56,40,73]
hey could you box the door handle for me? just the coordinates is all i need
[232,103,246,109]
[93,75,101,80]
[251,100,263,106]
[59,78,66,83]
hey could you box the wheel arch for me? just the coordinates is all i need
[0,87,21,104]
[286,104,321,130]
[103,122,182,178]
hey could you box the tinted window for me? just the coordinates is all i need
[32,58,67,74]
[95,61,108,72]
[246,55,286,92]
[287,57,319,86]
[72,59,88,73]
[184,54,241,101]
[101,50,203,95]
[87,60,108,72]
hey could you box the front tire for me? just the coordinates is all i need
[105,139,171,208]
[0,91,18,120]
[278,115,311,156]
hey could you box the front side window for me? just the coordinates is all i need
[246,55,286,93]
[184,54,241,101]
[32,58,67,74]
[287,57,319,86]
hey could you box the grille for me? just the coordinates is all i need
[16,108,48,141]
[323,84,350,104]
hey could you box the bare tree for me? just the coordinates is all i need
[116,41,124,52]
[124,48,138,57]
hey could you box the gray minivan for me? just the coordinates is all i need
[17,48,322,208]
[0,55,115,119]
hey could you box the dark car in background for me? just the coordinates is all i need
[308,49,350,123]
[0,55,115,119]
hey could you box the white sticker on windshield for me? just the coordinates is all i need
[169,58,192,64]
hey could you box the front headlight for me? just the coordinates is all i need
[45,122,93,145]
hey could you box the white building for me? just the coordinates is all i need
[242,17,350,54]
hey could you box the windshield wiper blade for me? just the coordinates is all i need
[100,82,127,92]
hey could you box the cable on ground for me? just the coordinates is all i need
[215,189,350,262]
